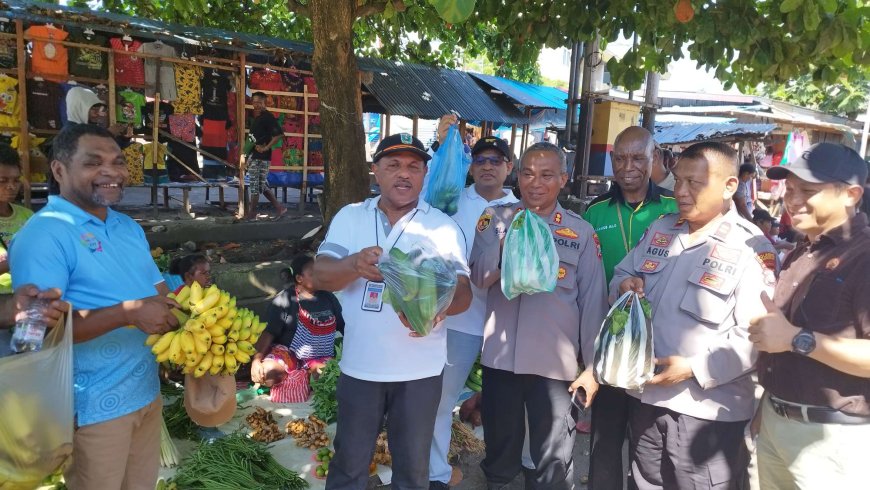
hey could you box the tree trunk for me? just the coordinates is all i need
[310,0,370,224]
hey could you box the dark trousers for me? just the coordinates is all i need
[590,384,632,490]
[628,398,747,490]
[481,366,576,490]
[325,372,443,490]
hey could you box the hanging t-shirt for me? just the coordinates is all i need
[122,142,144,185]
[0,203,34,294]
[201,69,229,120]
[172,65,203,114]
[0,36,15,70]
[116,89,146,126]
[200,118,228,148]
[143,142,167,170]
[138,41,178,100]
[26,25,69,80]
[68,29,108,79]
[110,37,145,86]
[249,69,285,92]
[144,101,173,132]
[0,75,19,129]
[27,79,62,130]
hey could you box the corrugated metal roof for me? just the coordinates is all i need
[359,58,526,124]
[1,0,313,55]
[470,73,568,110]
[653,122,778,145]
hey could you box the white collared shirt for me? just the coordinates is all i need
[317,196,469,382]
[442,184,519,336]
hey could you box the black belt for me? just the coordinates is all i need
[768,396,870,425]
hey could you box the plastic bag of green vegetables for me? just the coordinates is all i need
[500,209,559,300]
[378,244,458,336]
[592,291,655,391]
[424,125,471,216]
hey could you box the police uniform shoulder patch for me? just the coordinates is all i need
[713,222,732,241]
[641,259,659,272]
[699,271,726,290]
[558,267,566,280]
[755,251,776,271]
[651,232,673,247]
[476,212,492,232]
[554,227,579,239]
[593,232,602,259]
[554,212,562,224]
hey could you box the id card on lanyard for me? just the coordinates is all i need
[361,208,419,312]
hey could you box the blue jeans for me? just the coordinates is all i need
[429,329,483,483]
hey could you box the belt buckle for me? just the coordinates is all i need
[770,398,788,419]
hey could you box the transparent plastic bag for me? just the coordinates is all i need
[500,209,559,300]
[0,309,73,489]
[378,243,458,336]
[425,125,471,216]
[593,291,655,391]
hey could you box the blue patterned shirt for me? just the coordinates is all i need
[10,196,164,426]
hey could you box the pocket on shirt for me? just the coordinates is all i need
[798,271,844,329]
[680,284,734,326]
[556,247,579,289]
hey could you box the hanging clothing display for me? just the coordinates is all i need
[201,69,229,120]
[144,101,173,140]
[139,41,178,100]
[110,37,145,86]
[0,75,19,129]
[27,79,62,130]
[226,85,239,165]
[26,24,69,79]
[167,140,197,181]
[249,69,285,91]
[116,88,146,126]
[143,142,167,169]
[0,26,15,69]
[200,118,228,148]
[172,65,203,114]
[122,143,144,185]
[68,29,108,79]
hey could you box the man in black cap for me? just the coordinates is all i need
[313,133,472,490]
[749,142,870,489]
[428,115,520,489]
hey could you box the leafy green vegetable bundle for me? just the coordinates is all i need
[310,339,342,424]
[379,246,458,336]
[593,291,655,390]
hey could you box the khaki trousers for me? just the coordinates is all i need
[757,395,870,490]
[64,396,162,490]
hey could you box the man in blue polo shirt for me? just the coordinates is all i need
[10,124,178,490]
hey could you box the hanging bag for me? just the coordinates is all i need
[425,125,471,216]
[593,291,655,390]
[500,209,559,300]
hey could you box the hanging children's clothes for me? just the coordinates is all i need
[26,24,69,80]
[139,41,178,100]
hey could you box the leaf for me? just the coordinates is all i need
[803,3,821,31]
[779,0,803,13]
[429,0,477,24]
[819,0,838,14]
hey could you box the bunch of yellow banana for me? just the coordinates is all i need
[146,283,268,377]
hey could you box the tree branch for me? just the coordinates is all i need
[286,0,310,17]
[356,0,406,18]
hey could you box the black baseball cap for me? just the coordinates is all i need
[471,136,511,160]
[767,142,867,186]
[373,133,431,163]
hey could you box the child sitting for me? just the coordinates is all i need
[251,254,344,402]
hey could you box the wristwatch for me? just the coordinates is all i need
[791,328,816,355]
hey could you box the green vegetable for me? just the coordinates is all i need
[640,298,652,319]
[170,433,308,489]
[163,390,201,442]
[609,309,630,335]
[310,358,341,424]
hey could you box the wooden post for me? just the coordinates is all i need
[151,95,160,211]
[237,53,246,218]
[509,124,517,159]
[385,113,391,137]
[107,50,116,125]
[412,116,419,139]
[300,84,309,214]
[14,20,29,206]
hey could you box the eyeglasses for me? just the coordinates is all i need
[472,156,507,166]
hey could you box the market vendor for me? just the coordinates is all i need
[313,133,472,490]
[168,254,212,292]
[66,85,131,139]
[10,124,180,490]
[250,253,345,403]
[469,142,608,490]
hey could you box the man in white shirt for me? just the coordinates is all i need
[428,115,519,489]
[314,133,472,490]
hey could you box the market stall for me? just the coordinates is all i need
[0,0,325,213]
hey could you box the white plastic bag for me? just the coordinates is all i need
[593,292,655,390]
[500,209,559,300]
[378,243,458,336]
[0,309,73,489]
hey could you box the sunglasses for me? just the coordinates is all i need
[472,156,507,166]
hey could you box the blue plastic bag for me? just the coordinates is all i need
[425,125,471,216]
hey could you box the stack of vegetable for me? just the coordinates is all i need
[593,292,655,391]
[285,415,329,449]
[168,433,308,490]
[314,447,334,478]
[379,247,458,336]
[465,357,483,392]
[310,338,342,423]
[147,283,267,376]
[246,407,285,443]
[501,210,559,300]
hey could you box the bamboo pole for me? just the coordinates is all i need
[151,95,160,211]
[107,50,116,125]
[300,83,309,214]
[412,116,419,139]
[509,124,517,159]
[14,20,29,206]
[237,53,247,219]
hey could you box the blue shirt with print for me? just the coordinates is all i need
[10,196,164,426]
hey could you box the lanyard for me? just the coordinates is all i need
[615,201,644,254]
[375,208,418,253]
